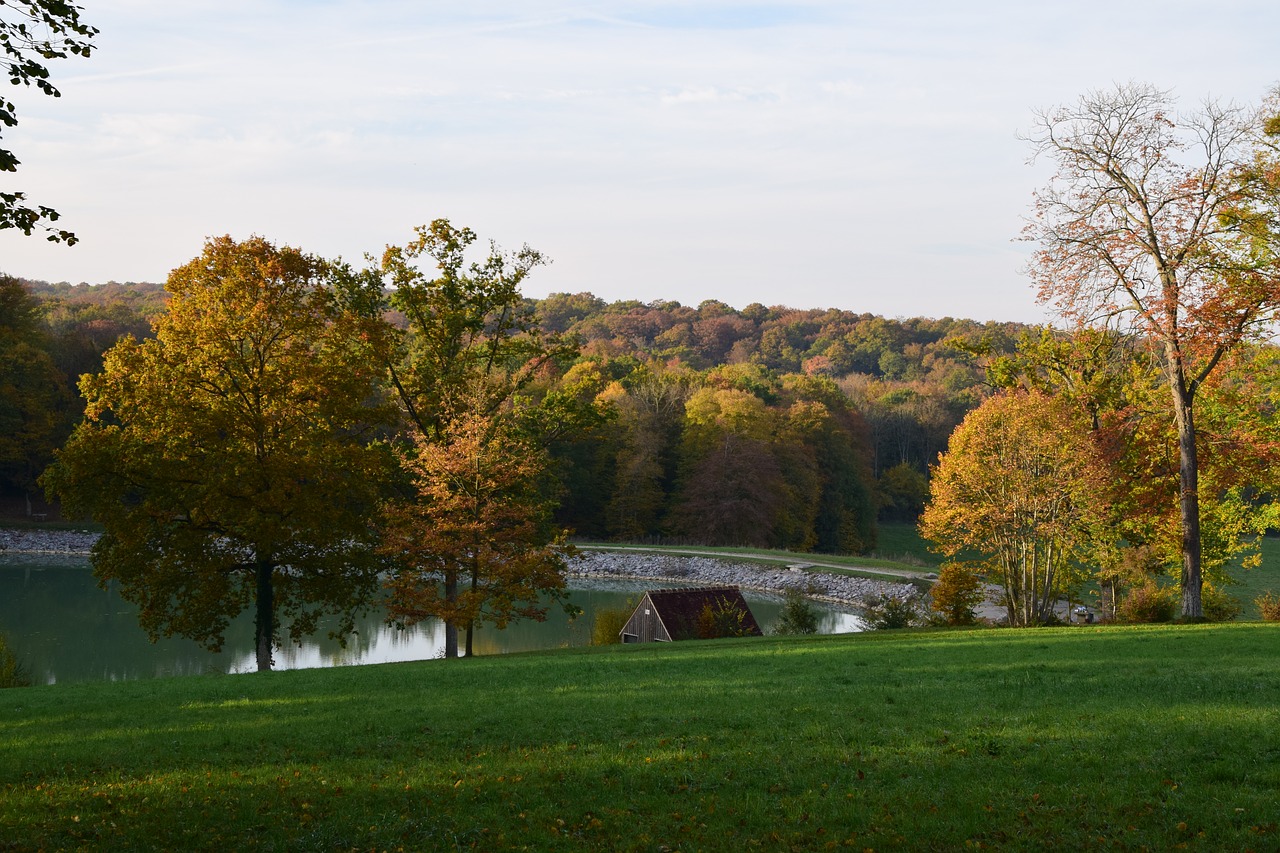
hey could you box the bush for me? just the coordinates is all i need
[592,600,635,645]
[697,598,755,639]
[928,564,985,626]
[1116,581,1178,624]
[1256,591,1280,622]
[0,634,31,689]
[863,594,923,630]
[1201,584,1243,623]
[772,591,819,635]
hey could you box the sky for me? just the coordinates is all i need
[1,1,1276,323]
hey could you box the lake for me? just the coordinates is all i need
[0,554,865,684]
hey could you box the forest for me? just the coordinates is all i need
[1,271,1019,548]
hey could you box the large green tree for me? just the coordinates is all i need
[1025,83,1280,618]
[43,236,392,672]
[1,0,96,242]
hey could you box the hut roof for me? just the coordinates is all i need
[640,586,763,641]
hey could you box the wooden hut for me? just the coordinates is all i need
[620,586,763,643]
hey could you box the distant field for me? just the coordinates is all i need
[2,624,1276,851]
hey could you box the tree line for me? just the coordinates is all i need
[3,273,1022,533]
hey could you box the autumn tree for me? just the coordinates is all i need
[1,0,96,242]
[353,220,586,658]
[1025,82,1280,618]
[920,390,1105,626]
[43,237,392,672]
[381,411,575,658]
[670,386,783,546]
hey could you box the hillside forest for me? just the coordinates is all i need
[3,272,1009,548]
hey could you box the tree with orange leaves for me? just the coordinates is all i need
[920,390,1106,626]
[1024,83,1280,618]
[380,410,575,658]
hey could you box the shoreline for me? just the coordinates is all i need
[0,528,916,607]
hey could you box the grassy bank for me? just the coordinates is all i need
[2,624,1278,851]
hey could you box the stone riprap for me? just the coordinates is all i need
[0,528,98,555]
[568,550,916,607]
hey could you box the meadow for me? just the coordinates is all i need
[2,623,1277,851]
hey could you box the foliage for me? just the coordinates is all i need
[920,390,1105,626]
[862,593,923,630]
[695,596,756,639]
[928,563,985,626]
[0,0,97,242]
[360,220,589,658]
[1256,591,1280,621]
[876,461,928,522]
[381,411,577,654]
[1024,82,1280,619]
[0,275,74,494]
[771,590,819,635]
[591,598,634,645]
[1199,583,1244,623]
[0,633,29,688]
[41,236,392,672]
[1116,581,1179,624]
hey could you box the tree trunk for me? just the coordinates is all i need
[254,559,275,672]
[1167,361,1204,620]
[443,569,459,658]
[464,552,480,658]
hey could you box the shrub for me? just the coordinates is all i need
[697,597,756,639]
[592,600,635,645]
[1116,581,1178,624]
[772,591,819,635]
[0,634,31,689]
[863,594,923,630]
[1200,584,1243,623]
[928,564,985,626]
[1256,591,1280,622]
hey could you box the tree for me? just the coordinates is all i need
[1025,83,1280,618]
[355,220,584,658]
[920,390,1105,626]
[1,1,96,242]
[928,563,985,626]
[772,590,819,635]
[0,274,73,498]
[381,411,575,657]
[42,236,392,672]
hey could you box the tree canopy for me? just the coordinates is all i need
[920,390,1105,626]
[1024,82,1280,618]
[43,236,393,671]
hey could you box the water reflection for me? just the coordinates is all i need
[0,559,864,685]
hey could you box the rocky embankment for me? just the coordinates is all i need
[0,528,98,555]
[569,550,917,607]
[0,529,917,607]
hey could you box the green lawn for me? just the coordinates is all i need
[2,624,1277,851]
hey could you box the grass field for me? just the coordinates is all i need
[2,623,1277,851]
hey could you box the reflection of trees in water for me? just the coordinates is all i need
[2,566,865,682]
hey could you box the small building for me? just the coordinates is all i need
[620,586,763,643]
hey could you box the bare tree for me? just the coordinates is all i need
[1024,82,1280,618]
